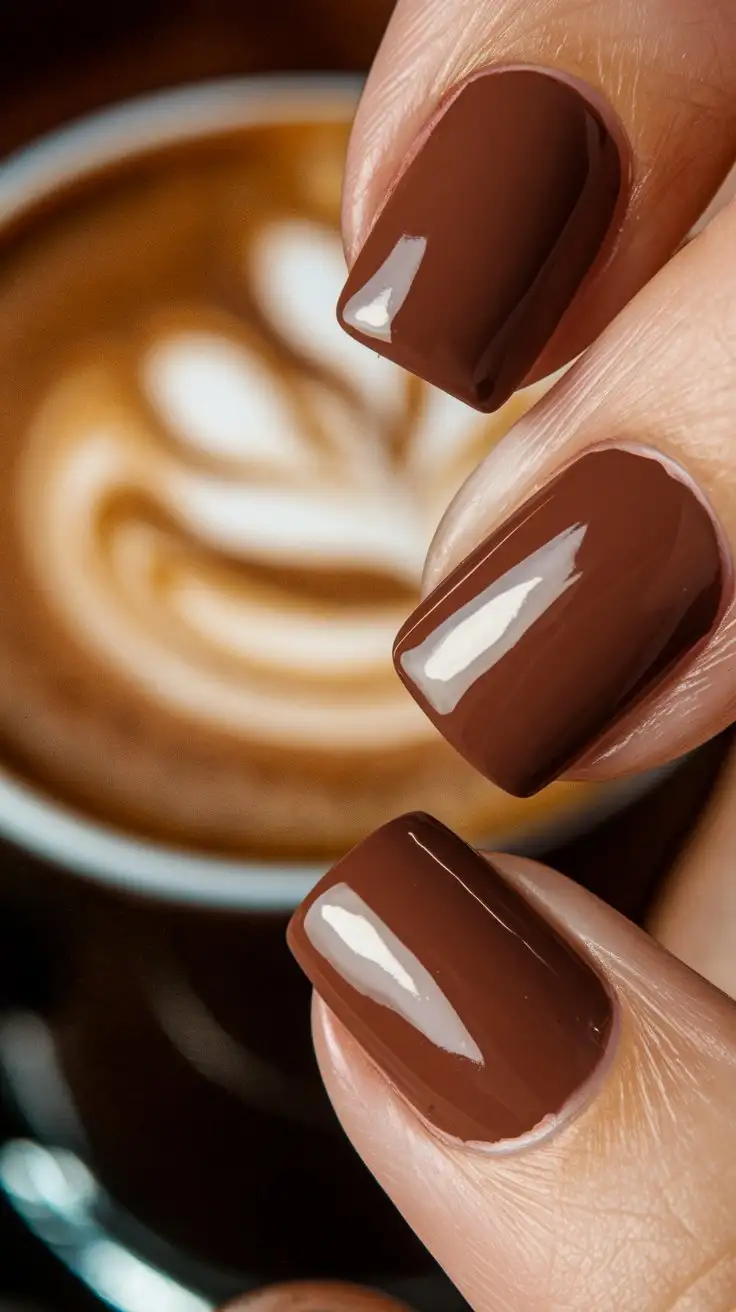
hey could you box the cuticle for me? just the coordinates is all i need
[548,439,733,779]
[357,62,631,260]
[396,997,621,1160]
[350,942,623,1162]
[605,440,734,621]
[536,439,733,622]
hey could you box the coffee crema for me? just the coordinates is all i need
[0,114,588,856]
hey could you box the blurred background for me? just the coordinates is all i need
[0,3,733,1309]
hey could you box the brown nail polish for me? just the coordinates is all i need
[337,67,627,412]
[231,1282,410,1312]
[287,812,613,1144]
[394,449,725,797]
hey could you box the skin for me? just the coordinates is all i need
[280,0,736,1307]
[312,856,736,1311]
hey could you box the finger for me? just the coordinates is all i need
[392,208,736,795]
[287,815,736,1311]
[691,161,736,238]
[336,0,736,412]
[224,1284,409,1312]
[649,740,736,1001]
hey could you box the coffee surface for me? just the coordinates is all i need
[0,115,585,856]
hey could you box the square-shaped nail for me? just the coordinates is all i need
[393,449,725,797]
[338,67,627,412]
[287,812,613,1144]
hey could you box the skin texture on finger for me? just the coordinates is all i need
[312,856,736,1312]
[650,741,736,1002]
[691,162,736,237]
[418,202,736,782]
[342,0,736,380]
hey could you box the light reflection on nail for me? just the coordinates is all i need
[341,236,427,344]
[304,882,483,1062]
[399,522,586,714]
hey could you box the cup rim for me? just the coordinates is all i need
[0,759,669,912]
[0,73,365,224]
[0,73,668,910]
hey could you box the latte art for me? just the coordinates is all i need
[21,214,505,752]
[0,114,580,856]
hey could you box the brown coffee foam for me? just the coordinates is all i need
[0,116,598,858]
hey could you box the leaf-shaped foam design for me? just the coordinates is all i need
[18,211,546,759]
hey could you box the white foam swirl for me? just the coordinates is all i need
[18,222,543,756]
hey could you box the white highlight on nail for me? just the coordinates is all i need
[400,522,587,715]
[353,287,392,330]
[250,219,406,420]
[319,903,419,997]
[424,576,544,683]
[341,235,427,344]
[305,883,483,1062]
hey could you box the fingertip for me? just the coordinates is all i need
[302,847,736,1312]
[223,1282,409,1312]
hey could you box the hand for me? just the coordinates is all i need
[287,1,736,1307]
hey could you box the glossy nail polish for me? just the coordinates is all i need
[393,449,724,796]
[235,1283,409,1312]
[288,812,613,1144]
[338,67,628,412]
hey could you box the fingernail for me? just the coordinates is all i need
[232,1283,409,1312]
[337,67,627,412]
[287,812,613,1144]
[393,449,725,796]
